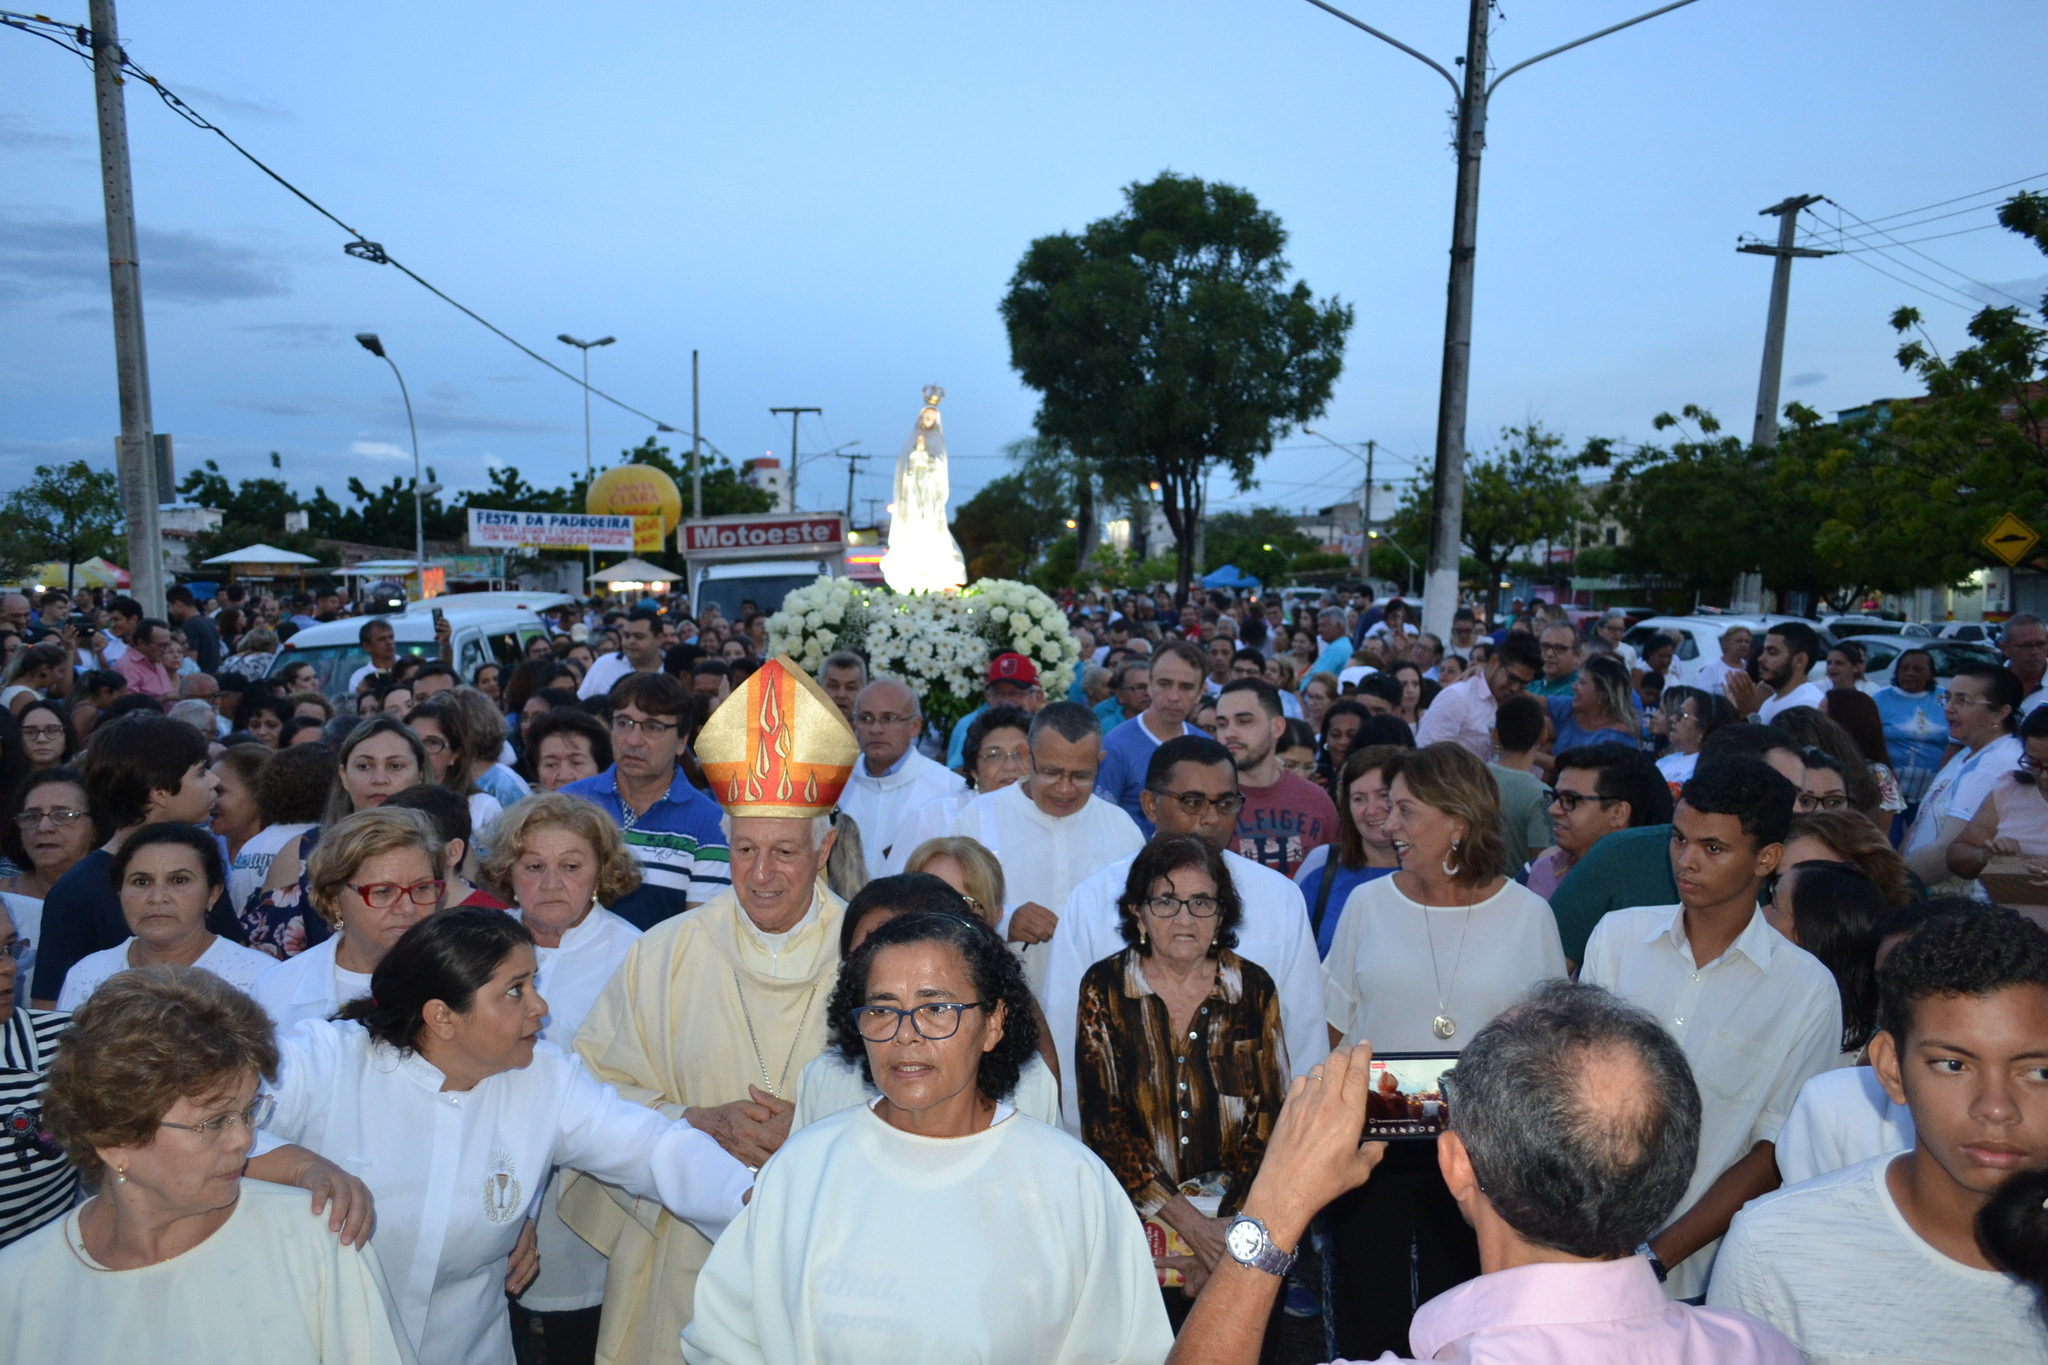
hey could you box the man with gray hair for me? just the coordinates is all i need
[838,676,963,879]
[2000,611,2046,715]
[1169,982,1800,1364]
[1311,605,1355,678]
[816,650,866,724]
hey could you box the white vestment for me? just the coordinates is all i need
[838,750,966,879]
[789,1048,1061,1131]
[1043,847,1330,1133]
[260,1019,750,1365]
[681,1103,1173,1365]
[253,935,372,1031]
[0,1178,414,1365]
[947,783,1144,998]
[883,787,977,875]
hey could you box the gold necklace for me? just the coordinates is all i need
[731,969,817,1098]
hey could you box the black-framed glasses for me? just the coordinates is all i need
[1547,788,1618,814]
[348,879,445,909]
[850,1001,990,1043]
[159,1095,274,1141]
[1148,788,1245,816]
[13,807,87,829]
[1143,893,1220,920]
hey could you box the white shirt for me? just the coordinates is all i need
[1043,847,1330,1133]
[682,1103,1174,1365]
[884,788,977,875]
[839,749,965,879]
[261,1019,750,1365]
[253,935,373,1031]
[230,822,317,917]
[1688,657,1743,697]
[1755,679,1826,724]
[576,651,654,701]
[1656,751,1699,788]
[947,783,1144,998]
[1903,733,2024,855]
[1774,1065,1916,1187]
[57,934,275,1011]
[1580,905,1842,1299]
[1322,875,1568,1055]
[1413,672,1498,760]
[1709,1156,2048,1364]
[347,659,395,694]
[790,1048,1062,1132]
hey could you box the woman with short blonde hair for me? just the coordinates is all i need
[477,792,640,916]
[903,835,1006,929]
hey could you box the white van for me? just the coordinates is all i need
[271,606,552,700]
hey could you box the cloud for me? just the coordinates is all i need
[172,84,295,122]
[0,209,288,305]
[1969,274,2048,310]
[0,115,91,152]
[351,441,409,460]
[234,322,348,347]
[220,396,322,417]
[1788,372,1827,388]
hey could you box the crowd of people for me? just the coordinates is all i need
[0,576,2046,1365]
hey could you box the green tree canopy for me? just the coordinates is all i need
[1001,171,1353,595]
[1203,505,1319,585]
[0,460,123,588]
[1391,424,1581,615]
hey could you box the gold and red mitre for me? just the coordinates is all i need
[696,655,858,817]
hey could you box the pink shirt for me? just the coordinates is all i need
[113,648,174,698]
[1414,672,1495,760]
[1343,1257,1800,1364]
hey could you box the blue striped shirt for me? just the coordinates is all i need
[561,766,731,931]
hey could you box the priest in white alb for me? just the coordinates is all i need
[836,677,964,879]
[561,658,859,1365]
[1043,732,1329,1133]
[946,701,1144,998]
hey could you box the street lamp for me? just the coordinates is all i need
[558,333,616,580]
[354,332,427,593]
[1368,530,1421,597]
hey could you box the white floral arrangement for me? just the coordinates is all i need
[766,575,1081,730]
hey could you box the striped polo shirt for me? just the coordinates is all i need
[1,1007,75,1249]
[561,765,731,931]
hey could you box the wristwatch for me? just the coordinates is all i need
[1224,1214,1297,1276]
[1636,1241,1668,1283]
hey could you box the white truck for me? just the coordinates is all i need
[677,512,847,621]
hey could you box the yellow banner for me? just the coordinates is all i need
[634,515,665,554]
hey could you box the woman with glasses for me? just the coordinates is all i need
[252,807,446,1030]
[687,904,1171,1364]
[406,694,504,840]
[1651,685,1737,793]
[1,767,93,910]
[1073,834,1287,1330]
[55,824,273,1010]
[16,698,78,775]
[262,907,751,1365]
[2,967,409,1361]
[1293,747,1405,959]
[1944,705,2048,903]
[1274,717,1319,783]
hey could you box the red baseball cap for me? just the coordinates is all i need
[987,652,1039,686]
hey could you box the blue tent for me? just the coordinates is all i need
[1200,564,1260,591]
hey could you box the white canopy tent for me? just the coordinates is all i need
[200,543,320,566]
[592,557,680,587]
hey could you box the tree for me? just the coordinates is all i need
[951,443,1079,581]
[179,454,334,566]
[1202,505,1319,585]
[0,461,124,588]
[1391,425,1580,616]
[1001,171,1353,596]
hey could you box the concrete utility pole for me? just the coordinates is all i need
[88,0,164,614]
[1302,0,1702,637]
[1740,195,1833,448]
[769,406,821,507]
[690,350,703,520]
[557,334,614,579]
[842,446,870,523]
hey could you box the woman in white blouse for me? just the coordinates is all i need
[478,792,645,1360]
[1319,741,1569,1361]
[261,907,751,1365]
[57,823,274,1010]
[253,806,446,1029]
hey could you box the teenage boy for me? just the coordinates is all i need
[1711,908,2048,1361]
[1214,678,1337,879]
[1580,757,1841,1299]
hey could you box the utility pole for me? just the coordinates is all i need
[863,497,882,527]
[690,349,703,520]
[1739,195,1832,448]
[769,406,821,508]
[842,446,870,524]
[88,0,163,614]
[557,334,615,580]
[1359,438,1376,585]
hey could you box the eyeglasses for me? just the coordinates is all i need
[1147,788,1246,816]
[850,1001,990,1043]
[611,715,679,736]
[1795,791,1850,812]
[13,807,87,829]
[854,712,918,728]
[1547,788,1618,814]
[348,879,445,909]
[159,1095,274,1141]
[0,937,29,961]
[1034,763,1098,787]
[416,734,449,754]
[1143,893,1221,919]
[18,725,64,742]
[1277,757,1319,778]
[976,745,1030,769]
[1937,690,1993,710]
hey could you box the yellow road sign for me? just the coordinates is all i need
[1983,513,2041,568]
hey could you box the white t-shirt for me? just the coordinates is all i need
[1322,875,1569,1055]
[1774,1066,1915,1187]
[1656,750,1699,788]
[1903,734,2024,854]
[229,822,317,916]
[1756,680,1826,724]
[57,934,276,1010]
[1709,1156,2048,1364]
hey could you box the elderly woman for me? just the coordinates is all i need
[219,624,283,681]
[527,708,613,793]
[0,968,409,1360]
[56,824,273,1010]
[1294,746,1405,958]
[252,806,445,1029]
[792,872,1060,1133]
[1,766,93,910]
[0,896,75,1248]
[884,704,1032,870]
[1653,685,1738,792]
[479,792,645,1360]
[262,907,751,1365]
[686,907,1171,1365]
[1319,742,1568,1358]
[1075,835,1288,1325]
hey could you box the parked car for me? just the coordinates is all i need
[1819,614,1930,648]
[272,606,552,701]
[1840,635,2001,689]
[1931,621,2003,645]
[1620,615,1784,681]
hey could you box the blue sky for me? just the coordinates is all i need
[4,0,2044,531]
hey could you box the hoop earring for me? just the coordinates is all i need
[1442,840,1462,876]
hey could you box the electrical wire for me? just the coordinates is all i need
[1816,198,2037,311]
[3,9,694,436]
[1852,173,2048,227]
[1808,223,2004,255]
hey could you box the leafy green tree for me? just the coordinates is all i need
[179,454,334,565]
[1203,505,1319,584]
[1390,425,1580,616]
[0,461,124,588]
[1001,171,1353,596]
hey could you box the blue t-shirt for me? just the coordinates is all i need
[1547,694,1642,755]
[561,766,731,930]
[1093,714,1201,837]
[1293,845,1396,959]
[1875,686,1949,783]
[946,704,988,768]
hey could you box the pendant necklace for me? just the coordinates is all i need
[732,968,817,1098]
[1421,894,1474,1040]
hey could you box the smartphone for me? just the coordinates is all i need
[1362,1051,1459,1141]
[431,606,445,629]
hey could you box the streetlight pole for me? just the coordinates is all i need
[1304,428,1380,586]
[353,333,426,593]
[1301,0,1702,637]
[558,334,616,582]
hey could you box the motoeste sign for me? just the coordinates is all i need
[679,514,845,559]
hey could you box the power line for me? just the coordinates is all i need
[1816,198,2037,311]
[1853,172,2048,226]
[1806,222,2004,255]
[1834,246,1983,313]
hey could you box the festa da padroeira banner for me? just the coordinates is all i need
[467,508,636,552]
